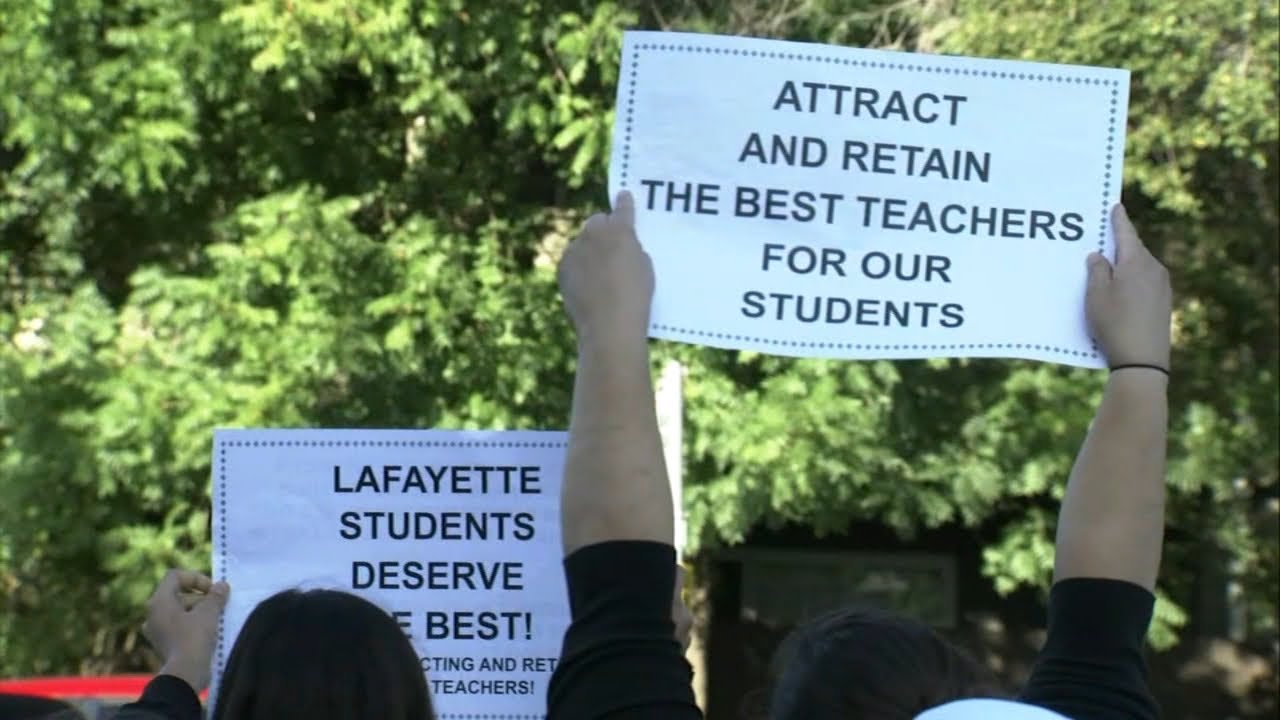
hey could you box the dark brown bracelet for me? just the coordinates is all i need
[1110,363,1170,376]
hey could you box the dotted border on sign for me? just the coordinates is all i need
[214,444,228,706]
[651,324,1099,359]
[620,42,1124,360]
[212,438,564,719]
[218,440,569,448]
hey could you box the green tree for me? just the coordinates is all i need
[0,0,626,672]
[914,0,1279,647]
[1,1,1275,696]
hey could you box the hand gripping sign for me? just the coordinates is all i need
[609,31,1130,368]
[210,429,569,720]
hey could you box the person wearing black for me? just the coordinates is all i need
[114,572,434,720]
[0,694,80,720]
[113,570,226,720]
[547,194,1169,720]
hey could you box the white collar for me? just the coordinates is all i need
[915,699,1072,720]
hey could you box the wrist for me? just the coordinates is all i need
[576,323,650,354]
[1105,349,1170,373]
[1106,367,1169,396]
[159,658,209,693]
[1110,362,1169,376]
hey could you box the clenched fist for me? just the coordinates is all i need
[558,191,655,344]
[144,569,229,692]
[1087,204,1172,371]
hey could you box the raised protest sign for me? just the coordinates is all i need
[210,429,568,720]
[609,31,1130,368]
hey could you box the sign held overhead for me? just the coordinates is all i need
[609,31,1130,367]
[210,429,569,720]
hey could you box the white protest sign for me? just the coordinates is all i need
[210,429,568,720]
[608,31,1130,368]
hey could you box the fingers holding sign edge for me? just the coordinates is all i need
[1086,249,1112,289]
[153,569,213,603]
[154,569,228,609]
[1111,203,1142,265]
[612,190,635,227]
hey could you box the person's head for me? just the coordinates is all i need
[212,589,433,720]
[767,607,1003,720]
[0,693,79,720]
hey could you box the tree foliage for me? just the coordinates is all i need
[1,0,1275,677]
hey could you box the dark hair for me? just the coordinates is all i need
[0,693,78,720]
[212,589,433,720]
[767,607,1003,720]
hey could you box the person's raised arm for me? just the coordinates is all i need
[557,191,672,554]
[1021,204,1169,720]
[1057,203,1171,590]
[116,569,229,720]
[546,191,700,719]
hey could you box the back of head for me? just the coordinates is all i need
[0,694,79,720]
[768,607,1002,720]
[212,589,433,720]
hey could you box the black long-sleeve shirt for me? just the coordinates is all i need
[1020,577,1160,718]
[547,541,701,718]
[113,675,201,720]
[117,542,1159,720]
[547,541,1160,720]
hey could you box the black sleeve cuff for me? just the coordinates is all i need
[1020,578,1160,720]
[564,540,678,625]
[122,674,203,720]
[548,540,699,717]
[1045,577,1155,654]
